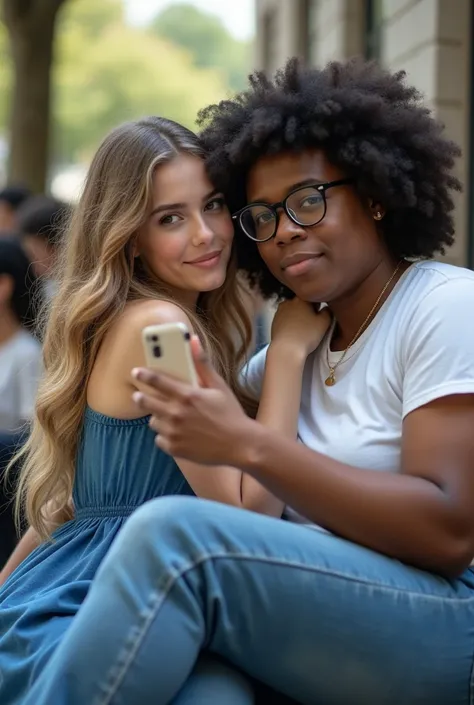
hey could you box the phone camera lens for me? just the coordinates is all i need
[153,345,162,358]
[151,335,159,342]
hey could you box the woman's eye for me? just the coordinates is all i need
[159,214,181,225]
[205,197,226,212]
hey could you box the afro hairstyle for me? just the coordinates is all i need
[198,58,462,300]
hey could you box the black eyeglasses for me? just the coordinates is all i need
[232,178,353,243]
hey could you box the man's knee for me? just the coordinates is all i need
[111,496,224,561]
[119,496,195,546]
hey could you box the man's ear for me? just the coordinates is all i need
[368,198,385,221]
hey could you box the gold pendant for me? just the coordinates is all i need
[325,371,336,386]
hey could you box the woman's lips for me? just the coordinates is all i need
[185,251,222,268]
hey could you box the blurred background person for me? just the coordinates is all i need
[0,236,41,434]
[0,237,42,566]
[0,185,31,235]
[17,194,71,301]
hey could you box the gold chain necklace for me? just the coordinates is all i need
[325,260,404,387]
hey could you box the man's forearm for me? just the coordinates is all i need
[238,425,469,576]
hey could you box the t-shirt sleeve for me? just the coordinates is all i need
[240,344,269,399]
[16,346,42,422]
[402,277,474,418]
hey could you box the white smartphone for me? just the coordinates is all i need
[142,322,199,386]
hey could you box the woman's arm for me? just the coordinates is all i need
[0,500,74,585]
[0,527,39,585]
[240,342,306,516]
[240,301,331,515]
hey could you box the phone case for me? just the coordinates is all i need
[142,322,198,386]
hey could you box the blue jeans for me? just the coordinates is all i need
[25,496,474,704]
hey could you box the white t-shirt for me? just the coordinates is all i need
[243,261,474,524]
[0,330,42,433]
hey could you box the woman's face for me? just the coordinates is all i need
[136,154,234,307]
[246,150,389,304]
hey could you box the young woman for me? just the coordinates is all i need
[0,116,329,704]
[16,59,474,705]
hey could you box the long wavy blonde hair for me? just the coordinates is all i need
[14,116,255,540]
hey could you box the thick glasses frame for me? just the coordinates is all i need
[232,178,353,242]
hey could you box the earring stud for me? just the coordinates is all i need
[374,211,383,220]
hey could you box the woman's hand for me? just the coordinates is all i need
[271,298,332,356]
[132,339,253,465]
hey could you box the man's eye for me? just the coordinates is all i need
[300,194,323,208]
[255,211,274,225]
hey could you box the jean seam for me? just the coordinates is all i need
[129,551,472,604]
[96,551,474,704]
[96,571,177,705]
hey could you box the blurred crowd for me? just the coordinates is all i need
[0,185,71,564]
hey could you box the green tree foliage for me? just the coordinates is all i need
[0,0,249,176]
[151,3,251,93]
[53,0,228,164]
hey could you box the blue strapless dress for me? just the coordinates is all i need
[0,407,194,703]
